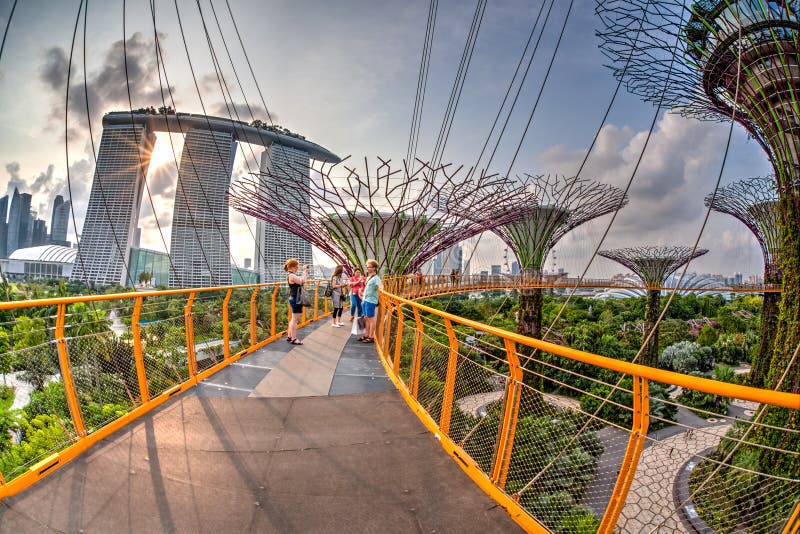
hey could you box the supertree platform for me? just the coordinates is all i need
[597,0,800,481]
[489,174,628,340]
[599,246,709,367]
[228,158,523,275]
[706,176,780,387]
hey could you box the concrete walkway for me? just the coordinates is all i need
[0,322,521,533]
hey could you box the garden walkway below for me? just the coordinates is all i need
[0,321,521,533]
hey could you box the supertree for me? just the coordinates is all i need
[489,174,628,341]
[228,158,526,275]
[598,246,709,367]
[597,0,800,480]
[706,176,780,387]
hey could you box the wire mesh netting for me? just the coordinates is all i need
[192,291,227,371]
[0,335,79,482]
[138,294,191,397]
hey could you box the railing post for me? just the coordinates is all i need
[599,375,650,533]
[185,292,197,376]
[271,285,279,337]
[381,300,393,356]
[132,297,149,403]
[313,283,319,320]
[492,338,523,488]
[250,287,259,346]
[393,305,404,375]
[439,318,460,435]
[411,307,424,397]
[222,289,232,360]
[55,303,86,436]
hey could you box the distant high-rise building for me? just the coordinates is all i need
[433,244,462,274]
[50,195,70,246]
[31,219,47,247]
[0,195,8,258]
[511,261,520,275]
[7,188,32,255]
[255,145,313,283]
[72,124,155,286]
[491,264,502,276]
[133,227,141,249]
[244,258,252,270]
[169,128,237,288]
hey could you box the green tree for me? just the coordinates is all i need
[696,324,719,347]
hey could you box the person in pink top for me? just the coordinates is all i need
[348,268,366,321]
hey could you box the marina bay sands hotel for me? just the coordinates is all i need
[72,110,340,287]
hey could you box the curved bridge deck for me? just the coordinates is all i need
[0,322,520,533]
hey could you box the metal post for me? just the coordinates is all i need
[55,303,86,436]
[184,292,197,376]
[271,285,279,338]
[599,375,650,532]
[313,283,319,320]
[393,305,404,375]
[222,289,232,359]
[411,307,424,398]
[132,297,149,403]
[492,338,523,488]
[440,318,460,436]
[250,287,259,346]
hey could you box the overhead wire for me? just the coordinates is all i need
[406,0,438,173]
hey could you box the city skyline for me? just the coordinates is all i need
[0,1,774,281]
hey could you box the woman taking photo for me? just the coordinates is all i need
[330,265,347,327]
[348,268,366,321]
[283,258,308,345]
[359,259,381,343]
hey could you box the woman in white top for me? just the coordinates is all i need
[330,265,347,327]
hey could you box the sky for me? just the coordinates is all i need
[0,0,774,279]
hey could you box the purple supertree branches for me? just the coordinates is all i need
[228,157,526,274]
[598,245,709,288]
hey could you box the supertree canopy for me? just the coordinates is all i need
[597,0,800,481]
[228,158,525,275]
[706,176,780,387]
[482,174,628,342]
[599,246,709,367]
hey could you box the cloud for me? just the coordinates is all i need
[40,32,175,137]
[4,162,25,197]
[208,101,269,122]
[533,111,765,277]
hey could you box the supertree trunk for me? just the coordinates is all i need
[749,263,781,389]
[757,189,800,479]
[517,276,543,341]
[643,289,661,368]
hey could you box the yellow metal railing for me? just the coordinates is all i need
[0,280,330,499]
[377,275,799,533]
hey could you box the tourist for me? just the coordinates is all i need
[283,258,308,345]
[359,259,382,343]
[348,268,366,321]
[330,265,347,327]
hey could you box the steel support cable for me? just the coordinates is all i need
[116,0,178,288]
[0,0,16,297]
[479,0,555,175]
[650,11,800,533]
[145,0,240,285]
[119,0,180,286]
[206,0,312,281]
[193,0,266,283]
[144,0,217,287]
[503,0,574,178]
[429,0,486,171]
[511,0,686,501]
[205,0,280,274]
[406,0,438,172]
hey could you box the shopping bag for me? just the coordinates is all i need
[351,316,365,336]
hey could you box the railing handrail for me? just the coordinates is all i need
[380,278,799,410]
[0,279,333,310]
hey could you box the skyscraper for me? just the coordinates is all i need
[169,128,237,287]
[6,188,32,255]
[50,195,70,246]
[0,195,8,258]
[72,124,155,286]
[255,145,312,282]
[31,219,47,247]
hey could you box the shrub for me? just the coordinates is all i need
[659,341,713,373]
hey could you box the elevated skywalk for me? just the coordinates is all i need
[0,321,521,533]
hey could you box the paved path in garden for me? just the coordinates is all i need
[0,320,521,533]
